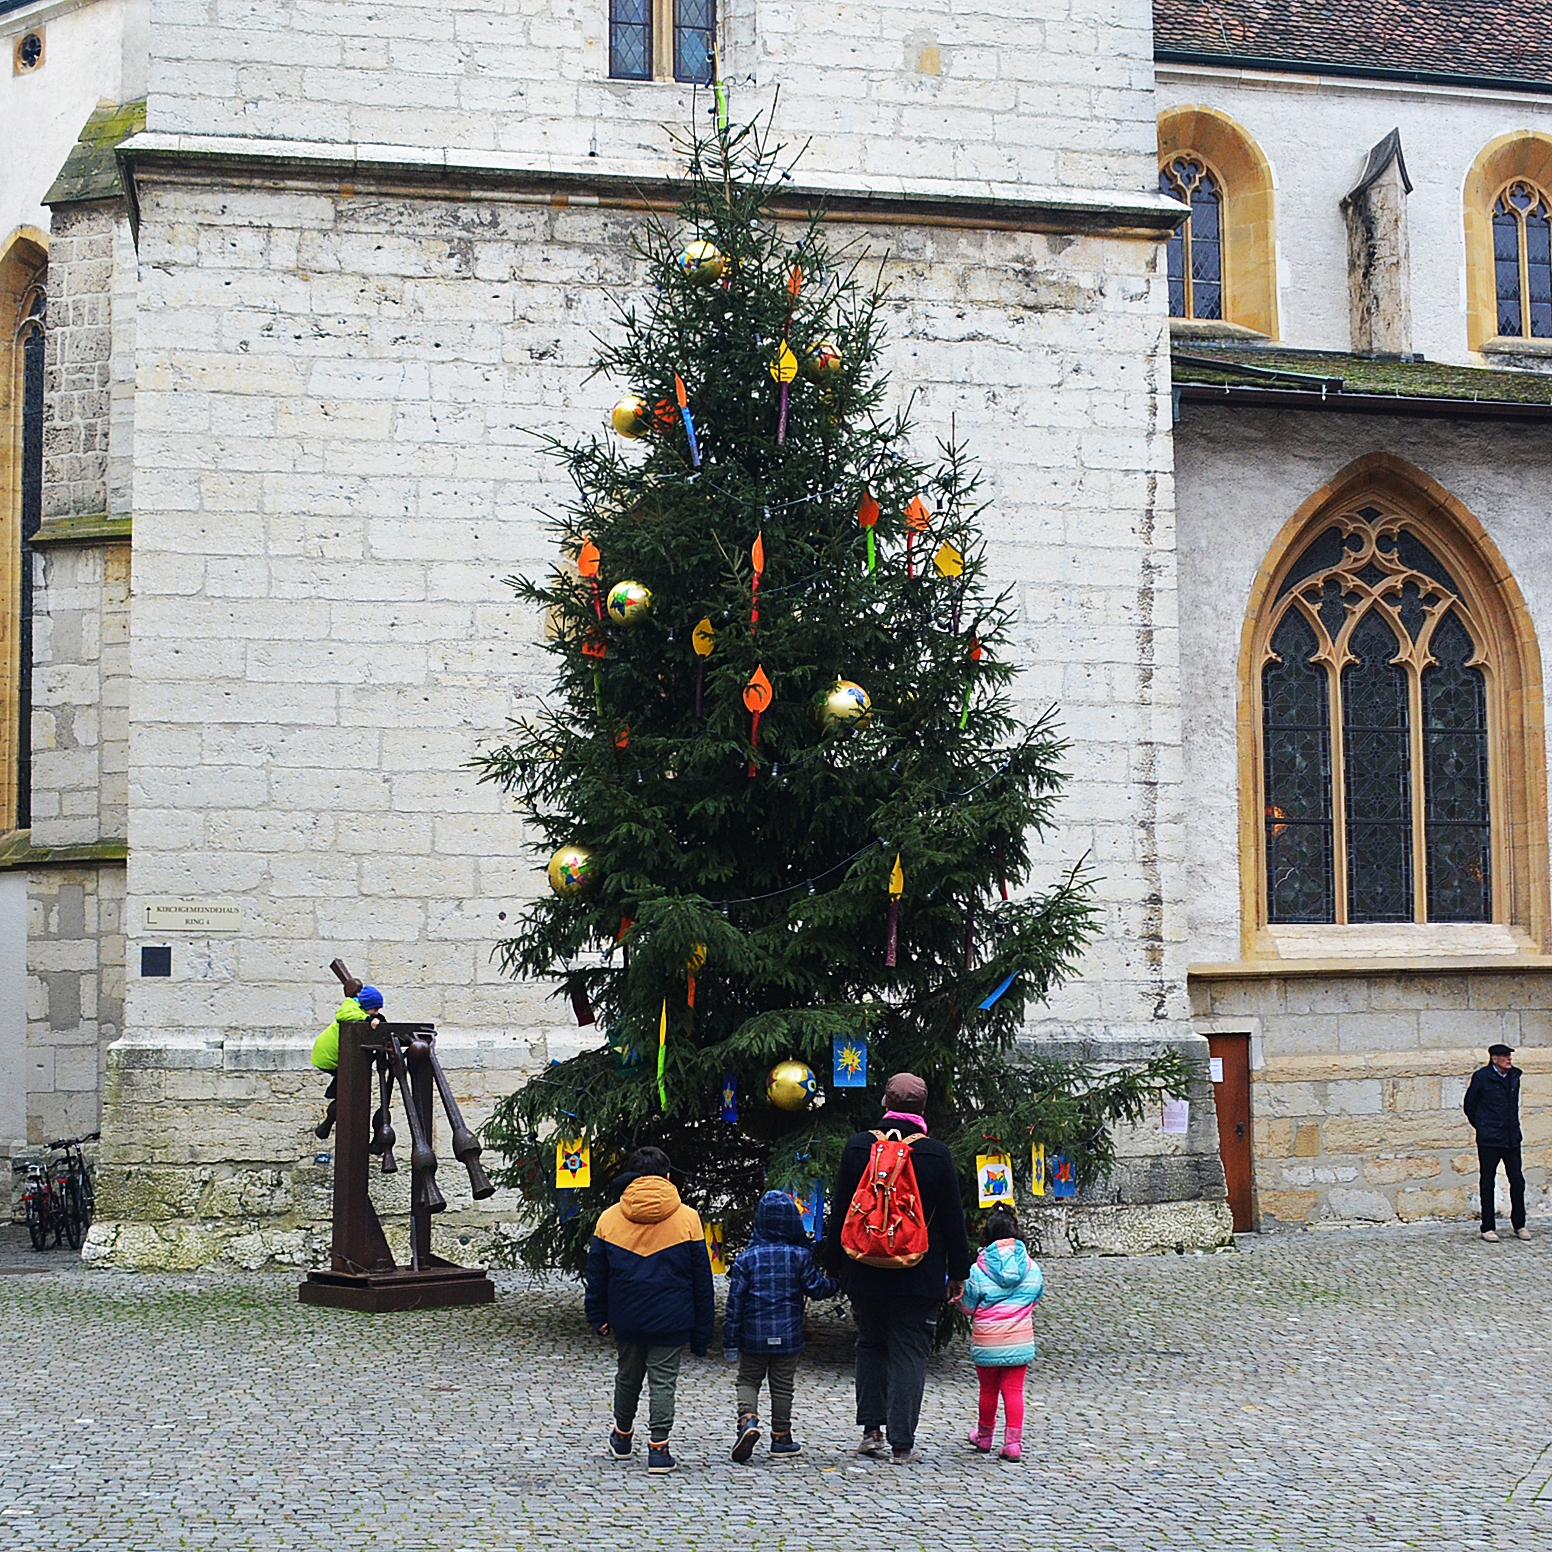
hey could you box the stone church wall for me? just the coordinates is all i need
[85,170,1230,1266]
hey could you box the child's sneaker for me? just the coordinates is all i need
[731,1413,760,1464]
[968,1423,993,1452]
[769,1431,802,1458]
[647,1441,677,1474]
[607,1427,633,1461]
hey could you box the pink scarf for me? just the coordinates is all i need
[883,1109,928,1133]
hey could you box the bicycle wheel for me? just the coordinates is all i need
[63,1178,83,1250]
[25,1194,48,1251]
[78,1167,95,1227]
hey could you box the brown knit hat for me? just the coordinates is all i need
[882,1072,928,1111]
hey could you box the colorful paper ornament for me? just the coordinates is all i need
[976,1152,1013,1208]
[750,532,765,635]
[959,635,983,729]
[934,541,964,578]
[673,373,700,467]
[790,1180,824,1239]
[857,488,879,573]
[609,1025,643,1071]
[704,1221,727,1274]
[570,985,595,1027]
[884,853,903,967]
[816,678,871,730]
[978,972,1018,1011]
[803,338,843,381]
[832,1034,867,1087]
[1050,1152,1077,1199]
[611,394,651,439]
[693,616,715,717]
[721,1073,738,1124]
[679,240,726,285]
[905,495,930,575]
[606,579,653,625]
[578,537,604,619]
[556,1137,591,1190]
[547,844,594,897]
[686,942,706,1008]
[744,664,772,777]
[1030,1142,1047,1197]
[768,343,799,384]
[657,999,669,1109]
[557,1188,580,1221]
[767,1060,817,1112]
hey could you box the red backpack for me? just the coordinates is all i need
[840,1130,931,1267]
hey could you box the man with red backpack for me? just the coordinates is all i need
[823,1072,972,1464]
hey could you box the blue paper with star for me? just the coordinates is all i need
[832,1034,867,1087]
[720,1073,738,1123]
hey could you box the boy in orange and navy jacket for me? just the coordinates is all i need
[585,1146,714,1474]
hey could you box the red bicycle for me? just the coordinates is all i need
[21,1131,97,1251]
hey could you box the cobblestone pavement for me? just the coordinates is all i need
[1,1221,1549,1550]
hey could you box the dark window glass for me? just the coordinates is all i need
[1276,526,1345,598]
[1394,529,1462,597]
[1494,199,1523,335]
[1493,182,1552,339]
[1264,610,1334,922]
[673,0,714,83]
[1423,611,1492,921]
[1527,201,1552,338]
[1342,611,1412,922]
[1160,156,1221,320]
[18,307,43,830]
[610,0,651,80]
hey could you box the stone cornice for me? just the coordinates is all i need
[31,513,132,547]
[116,132,1188,244]
[0,830,127,871]
[1189,955,1552,980]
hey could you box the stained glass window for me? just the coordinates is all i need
[1160,156,1223,321]
[674,0,714,83]
[609,0,651,80]
[1260,513,1495,926]
[1493,180,1552,339]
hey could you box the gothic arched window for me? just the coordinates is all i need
[1260,509,1494,924]
[1160,154,1223,321]
[1492,179,1552,338]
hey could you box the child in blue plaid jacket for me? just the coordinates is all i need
[722,1190,839,1462]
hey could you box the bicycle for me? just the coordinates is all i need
[21,1131,98,1251]
[21,1160,60,1250]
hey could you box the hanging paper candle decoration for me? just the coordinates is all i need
[692,616,715,716]
[611,395,651,439]
[960,635,982,729]
[578,537,604,619]
[606,580,653,625]
[884,853,903,966]
[857,488,879,573]
[905,495,930,576]
[773,264,803,443]
[816,678,872,730]
[678,240,726,284]
[767,1060,817,1112]
[673,373,701,467]
[803,338,843,381]
[750,532,765,635]
[547,844,595,897]
[744,665,773,777]
[686,942,706,1008]
[656,999,669,1109]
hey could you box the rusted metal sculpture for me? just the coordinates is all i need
[299,960,496,1311]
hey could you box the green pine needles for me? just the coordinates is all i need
[475,117,1190,1271]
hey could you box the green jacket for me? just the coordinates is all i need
[311,998,369,1073]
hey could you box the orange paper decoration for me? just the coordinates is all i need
[744,665,773,777]
[750,532,766,635]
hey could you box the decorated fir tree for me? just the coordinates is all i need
[477,119,1189,1270]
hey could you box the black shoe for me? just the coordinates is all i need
[731,1414,760,1463]
[607,1427,633,1461]
[770,1431,802,1458]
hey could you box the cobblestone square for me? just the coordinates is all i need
[1,1221,1548,1550]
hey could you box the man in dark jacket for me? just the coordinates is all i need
[585,1147,715,1473]
[1463,1043,1530,1242]
[823,1072,972,1464]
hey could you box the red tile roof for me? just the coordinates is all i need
[1155,0,1552,88]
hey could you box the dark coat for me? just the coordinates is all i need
[823,1128,972,1302]
[1464,1063,1522,1147]
[722,1191,839,1355]
[584,1175,715,1354]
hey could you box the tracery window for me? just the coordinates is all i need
[609,0,715,83]
[1260,509,1493,924]
[1492,179,1552,338]
[1159,154,1223,321]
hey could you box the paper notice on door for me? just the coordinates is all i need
[1210,1057,1224,1083]
[1161,1099,1191,1135]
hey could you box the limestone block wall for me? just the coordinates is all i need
[1194,967,1552,1226]
[146,0,1159,193]
[93,167,1224,1263]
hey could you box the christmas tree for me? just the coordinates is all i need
[477,117,1189,1270]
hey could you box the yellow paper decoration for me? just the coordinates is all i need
[889,854,904,899]
[1030,1142,1046,1197]
[692,617,716,656]
[769,343,799,384]
[556,1137,591,1190]
[976,1152,1013,1208]
[934,542,964,578]
[704,1221,727,1274]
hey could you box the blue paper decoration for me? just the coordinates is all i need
[978,973,1018,1011]
[1049,1153,1077,1199]
[832,1034,867,1087]
[790,1179,825,1239]
[558,1188,580,1221]
[721,1073,738,1124]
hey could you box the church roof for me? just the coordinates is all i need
[1173,344,1552,418]
[1155,0,1552,91]
[44,99,146,208]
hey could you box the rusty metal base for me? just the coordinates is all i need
[299,1260,495,1312]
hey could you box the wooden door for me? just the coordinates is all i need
[1208,1032,1254,1232]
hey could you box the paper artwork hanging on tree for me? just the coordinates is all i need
[790,1182,825,1239]
[1030,1142,1047,1197]
[1050,1153,1077,1199]
[976,1152,1014,1208]
[556,1138,591,1190]
[832,1035,867,1087]
[557,1189,580,1222]
[704,1221,727,1274]
[721,1073,738,1124]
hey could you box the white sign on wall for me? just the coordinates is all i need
[144,901,244,933]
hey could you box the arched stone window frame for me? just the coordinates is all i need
[1,227,48,836]
[1158,106,1278,340]
[1465,132,1552,354]
[1237,455,1549,958]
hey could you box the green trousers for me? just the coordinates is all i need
[735,1350,800,1433]
[613,1340,686,1443]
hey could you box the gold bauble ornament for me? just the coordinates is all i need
[803,339,844,382]
[606,580,653,625]
[767,1060,818,1112]
[815,678,872,730]
[546,844,595,897]
[678,240,727,285]
[611,395,651,439]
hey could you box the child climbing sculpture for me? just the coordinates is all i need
[312,959,385,1140]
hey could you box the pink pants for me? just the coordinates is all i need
[976,1364,1026,1431]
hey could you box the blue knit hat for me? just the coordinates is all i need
[357,985,384,1011]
